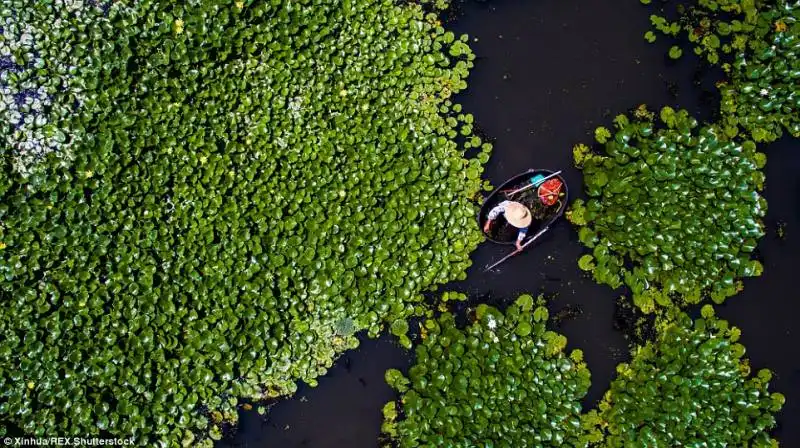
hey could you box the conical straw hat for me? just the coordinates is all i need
[505,201,532,228]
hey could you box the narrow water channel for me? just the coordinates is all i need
[220,0,800,446]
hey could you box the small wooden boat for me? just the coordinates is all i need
[478,169,568,270]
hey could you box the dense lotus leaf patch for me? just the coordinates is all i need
[0,0,490,444]
[0,0,128,176]
[590,306,784,446]
[641,0,800,142]
[568,107,766,311]
[382,295,594,447]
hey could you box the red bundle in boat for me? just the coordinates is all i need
[538,178,562,206]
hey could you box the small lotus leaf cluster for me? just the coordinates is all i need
[590,306,785,446]
[0,0,489,444]
[569,107,766,311]
[642,0,800,143]
[643,0,763,64]
[382,295,592,447]
[720,2,800,142]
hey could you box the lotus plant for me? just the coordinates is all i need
[641,0,800,142]
[569,107,766,311]
[0,0,489,444]
[589,306,784,446]
[382,295,594,447]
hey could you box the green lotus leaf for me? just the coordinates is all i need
[532,306,549,323]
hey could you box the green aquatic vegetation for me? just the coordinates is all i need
[382,295,594,447]
[641,1,800,142]
[719,2,800,142]
[391,319,413,349]
[572,143,592,169]
[594,126,612,144]
[382,296,785,447]
[591,307,785,446]
[569,107,766,311]
[578,254,596,271]
[440,291,468,302]
[650,14,681,37]
[643,0,762,65]
[0,1,132,176]
[0,0,490,444]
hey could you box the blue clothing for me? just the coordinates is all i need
[487,201,529,241]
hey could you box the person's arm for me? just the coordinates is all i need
[516,227,528,250]
[483,201,507,233]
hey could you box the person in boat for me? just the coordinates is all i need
[483,201,532,251]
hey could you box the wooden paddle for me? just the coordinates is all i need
[483,226,550,272]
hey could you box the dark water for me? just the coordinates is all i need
[220,0,800,446]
